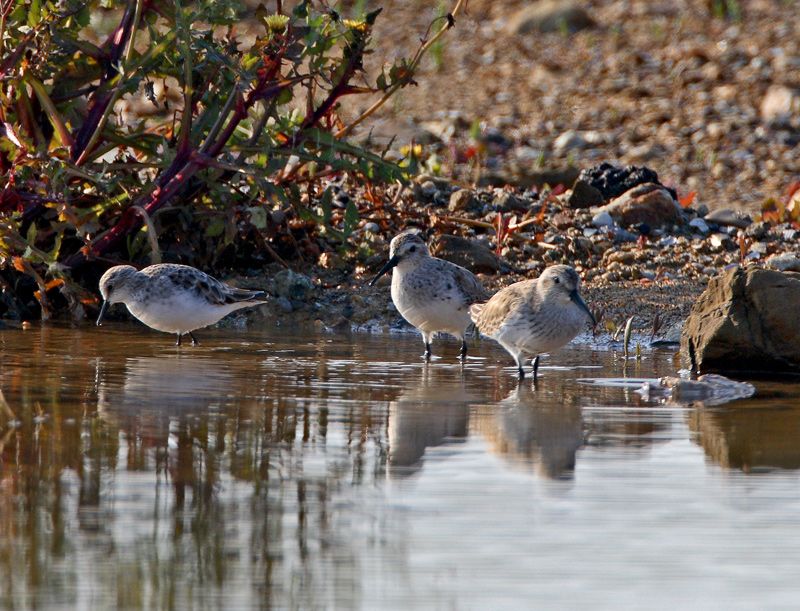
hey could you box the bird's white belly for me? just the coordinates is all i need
[126,295,238,334]
[395,299,471,336]
[494,315,583,355]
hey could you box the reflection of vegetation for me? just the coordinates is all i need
[0,0,463,319]
[0,330,392,608]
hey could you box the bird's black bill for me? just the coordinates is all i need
[369,255,400,286]
[96,300,109,326]
[570,290,596,326]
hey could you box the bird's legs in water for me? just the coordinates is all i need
[515,353,526,379]
[459,338,468,361]
[532,355,540,381]
[422,333,432,361]
[176,332,200,347]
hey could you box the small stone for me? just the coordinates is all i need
[704,208,752,229]
[493,190,529,212]
[448,189,479,213]
[421,181,436,196]
[271,270,314,301]
[765,253,800,272]
[270,209,287,225]
[567,180,605,209]
[689,218,710,234]
[507,0,595,35]
[592,210,614,228]
[760,84,800,126]
[709,233,732,251]
[363,222,380,234]
[276,296,293,313]
[553,130,587,154]
[745,221,769,240]
[319,252,343,270]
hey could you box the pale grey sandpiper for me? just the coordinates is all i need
[470,264,595,380]
[96,264,267,345]
[370,231,489,360]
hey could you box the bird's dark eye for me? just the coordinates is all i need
[409,246,417,253]
[107,283,114,292]
[554,277,560,284]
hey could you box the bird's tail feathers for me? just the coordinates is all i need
[469,302,485,323]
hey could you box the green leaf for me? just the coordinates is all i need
[75,5,91,28]
[247,206,268,229]
[343,200,359,236]
[205,218,225,237]
[27,0,42,27]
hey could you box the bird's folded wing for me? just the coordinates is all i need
[469,281,532,336]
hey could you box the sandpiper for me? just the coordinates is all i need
[470,265,595,380]
[96,264,267,345]
[370,231,489,360]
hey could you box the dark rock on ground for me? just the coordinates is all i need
[430,235,503,274]
[567,180,605,208]
[681,267,800,375]
[449,188,480,213]
[569,162,677,207]
[271,270,315,302]
[593,183,684,228]
[704,208,752,229]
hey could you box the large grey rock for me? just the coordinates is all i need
[681,266,800,375]
[508,1,595,35]
[430,235,503,274]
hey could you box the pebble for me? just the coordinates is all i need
[689,218,710,234]
[276,296,293,313]
[709,233,732,251]
[704,208,752,229]
[364,222,380,234]
[592,210,614,228]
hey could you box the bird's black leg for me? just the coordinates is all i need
[424,342,432,361]
[189,332,199,346]
[459,339,468,361]
[516,354,526,380]
[532,355,540,382]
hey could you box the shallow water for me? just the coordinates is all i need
[1,324,800,609]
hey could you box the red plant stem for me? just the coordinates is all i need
[70,0,150,161]
[64,51,288,268]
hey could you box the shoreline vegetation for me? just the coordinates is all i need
[1,0,799,343]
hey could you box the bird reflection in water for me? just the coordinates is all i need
[387,366,473,475]
[478,384,584,480]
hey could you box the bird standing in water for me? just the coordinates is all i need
[97,264,266,345]
[370,231,488,360]
[470,265,595,380]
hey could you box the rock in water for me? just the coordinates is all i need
[681,267,800,375]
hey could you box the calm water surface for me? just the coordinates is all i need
[1,324,800,610]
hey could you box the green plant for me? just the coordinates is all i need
[0,0,465,318]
